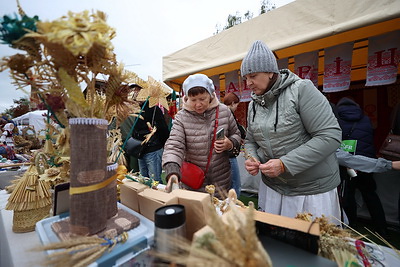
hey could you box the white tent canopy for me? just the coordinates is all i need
[12,110,48,133]
[162,0,400,83]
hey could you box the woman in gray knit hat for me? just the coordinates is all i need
[242,40,342,224]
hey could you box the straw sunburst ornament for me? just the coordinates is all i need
[136,76,170,109]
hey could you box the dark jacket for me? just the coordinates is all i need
[121,102,169,154]
[336,97,375,158]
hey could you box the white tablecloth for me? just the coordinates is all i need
[0,190,45,267]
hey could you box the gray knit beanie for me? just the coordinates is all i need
[240,40,279,77]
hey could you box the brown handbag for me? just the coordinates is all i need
[379,133,400,161]
[378,104,400,161]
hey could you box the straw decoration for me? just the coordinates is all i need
[295,212,359,263]
[331,249,360,267]
[125,172,159,188]
[34,232,129,267]
[136,76,170,109]
[1,7,147,123]
[5,164,52,211]
[55,127,71,157]
[152,192,272,267]
[107,129,127,166]
[34,151,49,175]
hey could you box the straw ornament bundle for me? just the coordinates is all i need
[34,231,129,267]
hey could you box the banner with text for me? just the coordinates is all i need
[226,70,251,102]
[225,70,241,95]
[366,30,400,86]
[209,74,221,100]
[323,42,353,92]
[294,51,319,87]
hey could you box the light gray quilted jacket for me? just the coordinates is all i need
[244,69,342,196]
[162,93,241,196]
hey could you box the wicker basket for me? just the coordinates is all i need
[12,204,51,233]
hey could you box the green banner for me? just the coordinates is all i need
[341,140,357,153]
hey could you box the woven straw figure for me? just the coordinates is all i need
[5,164,52,233]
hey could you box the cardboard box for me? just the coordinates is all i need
[192,225,214,242]
[252,209,320,236]
[171,189,212,240]
[138,188,179,221]
[252,209,320,254]
[120,180,148,212]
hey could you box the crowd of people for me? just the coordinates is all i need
[123,40,400,237]
[2,39,398,236]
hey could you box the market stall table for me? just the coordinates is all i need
[0,166,27,189]
[1,190,399,266]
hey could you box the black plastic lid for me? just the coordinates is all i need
[154,204,186,229]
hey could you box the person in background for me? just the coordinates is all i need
[1,123,15,148]
[0,118,7,133]
[120,84,143,173]
[336,97,388,238]
[162,74,241,198]
[329,100,400,173]
[0,122,17,160]
[242,40,342,223]
[223,92,246,197]
[123,98,170,183]
[337,149,400,172]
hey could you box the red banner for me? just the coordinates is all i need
[323,42,353,92]
[366,31,400,86]
[225,70,241,96]
[294,51,319,87]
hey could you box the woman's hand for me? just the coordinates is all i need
[259,159,284,178]
[392,161,400,170]
[245,159,260,176]
[214,136,233,153]
[165,174,180,193]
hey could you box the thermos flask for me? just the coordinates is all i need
[154,204,186,253]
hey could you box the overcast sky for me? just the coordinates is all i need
[0,0,294,113]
